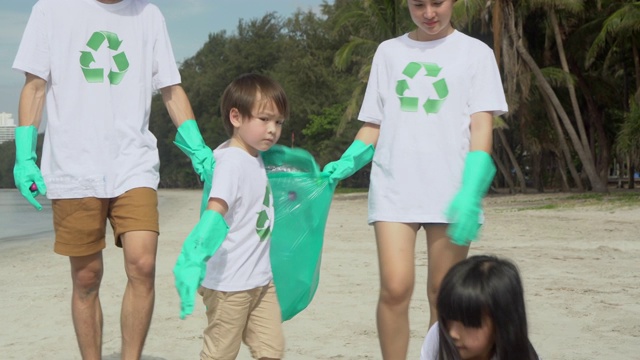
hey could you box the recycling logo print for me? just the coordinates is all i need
[79,31,129,85]
[396,62,448,114]
[256,184,273,241]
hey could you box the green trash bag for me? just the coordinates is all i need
[262,145,335,321]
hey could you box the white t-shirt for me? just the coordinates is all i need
[201,146,274,292]
[359,31,508,224]
[421,322,498,360]
[13,0,181,199]
[421,323,440,360]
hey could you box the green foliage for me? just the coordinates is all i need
[4,0,639,193]
[145,4,364,188]
[586,1,640,68]
[615,99,640,168]
[302,103,351,165]
[330,0,413,133]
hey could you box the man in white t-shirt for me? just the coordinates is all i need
[12,1,213,359]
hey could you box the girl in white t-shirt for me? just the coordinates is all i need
[322,0,507,358]
[421,255,540,360]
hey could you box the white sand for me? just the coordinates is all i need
[1,189,639,359]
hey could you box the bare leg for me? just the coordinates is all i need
[70,252,104,360]
[374,221,420,360]
[120,230,158,360]
[425,224,469,327]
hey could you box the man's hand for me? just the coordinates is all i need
[174,120,214,183]
[14,126,47,210]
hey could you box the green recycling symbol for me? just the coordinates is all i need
[79,31,129,85]
[396,62,448,114]
[256,184,272,241]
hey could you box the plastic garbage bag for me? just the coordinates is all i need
[262,145,335,321]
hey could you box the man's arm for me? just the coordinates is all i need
[160,84,195,128]
[161,84,214,182]
[19,73,47,127]
[14,73,47,210]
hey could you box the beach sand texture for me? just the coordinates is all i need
[1,189,639,359]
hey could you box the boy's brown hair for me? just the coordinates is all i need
[220,73,289,136]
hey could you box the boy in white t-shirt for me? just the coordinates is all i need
[174,73,289,360]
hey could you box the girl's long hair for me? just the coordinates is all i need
[436,255,539,360]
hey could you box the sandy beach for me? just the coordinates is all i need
[1,189,639,359]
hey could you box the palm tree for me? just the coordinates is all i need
[453,0,537,191]
[331,0,413,132]
[584,0,640,187]
[500,0,608,191]
[587,1,640,104]
[614,100,640,188]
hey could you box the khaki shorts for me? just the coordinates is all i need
[52,187,159,257]
[199,281,284,360]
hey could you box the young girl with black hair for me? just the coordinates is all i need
[420,255,540,360]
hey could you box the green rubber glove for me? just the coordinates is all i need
[14,126,47,210]
[322,140,374,183]
[199,175,213,217]
[445,151,496,246]
[174,120,214,183]
[173,210,229,319]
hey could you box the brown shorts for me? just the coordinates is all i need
[199,281,284,359]
[52,187,159,257]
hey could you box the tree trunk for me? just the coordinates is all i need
[492,0,502,68]
[492,151,515,193]
[541,89,584,191]
[503,2,607,192]
[550,10,591,152]
[574,69,611,186]
[629,159,636,190]
[532,151,544,193]
[555,150,570,192]
[496,128,526,192]
[634,44,640,104]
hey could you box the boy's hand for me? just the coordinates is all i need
[173,252,207,319]
[173,210,228,319]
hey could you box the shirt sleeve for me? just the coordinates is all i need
[209,154,241,211]
[12,3,50,80]
[420,322,440,360]
[151,8,181,90]
[468,46,508,117]
[358,45,385,124]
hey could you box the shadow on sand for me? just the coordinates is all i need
[103,354,167,360]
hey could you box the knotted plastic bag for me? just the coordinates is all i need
[262,145,335,321]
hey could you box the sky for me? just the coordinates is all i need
[0,0,329,124]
